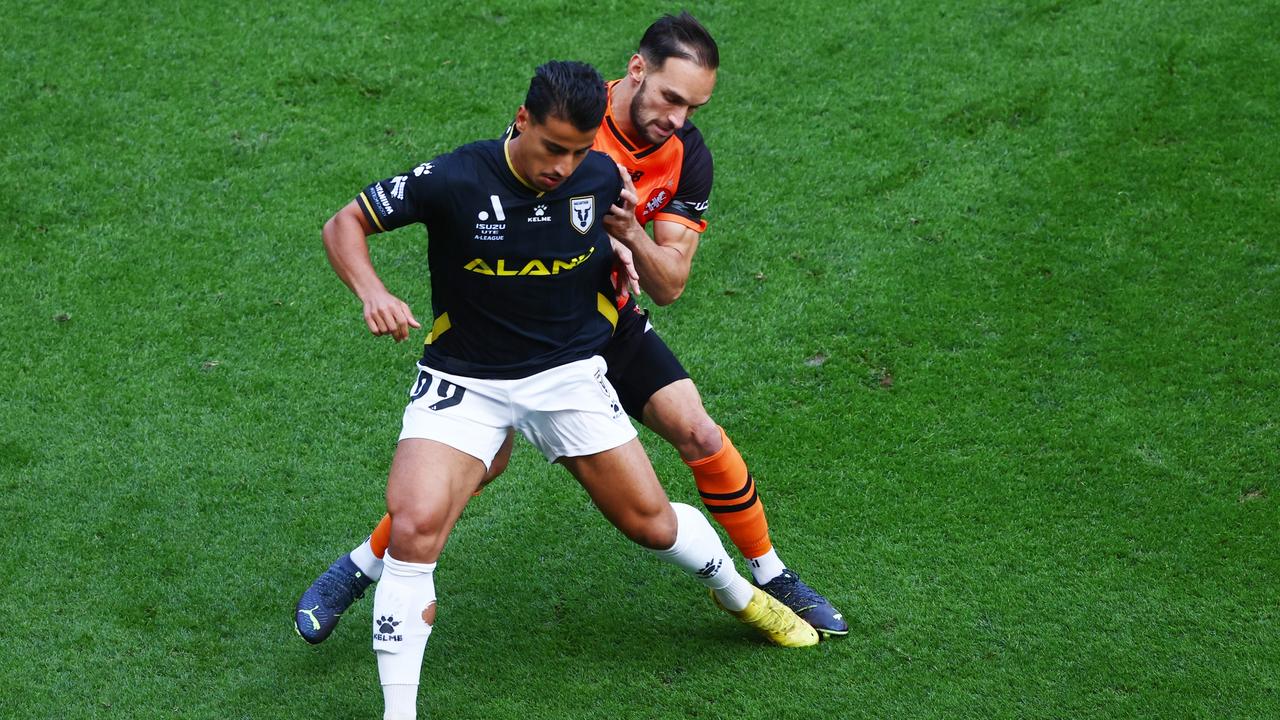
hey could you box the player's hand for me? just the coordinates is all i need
[606,163,644,246]
[609,235,641,297]
[360,288,422,342]
[612,163,638,214]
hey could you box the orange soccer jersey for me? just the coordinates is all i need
[595,80,714,233]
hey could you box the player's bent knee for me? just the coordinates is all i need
[387,511,449,560]
[678,416,723,461]
[618,504,677,550]
[692,417,722,454]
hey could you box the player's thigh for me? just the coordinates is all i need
[640,379,721,459]
[477,429,516,491]
[602,304,690,421]
[559,438,676,550]
[385,438,488,562]
[602,313,722,460]
[391,363,513,560]
[512,357,673,547]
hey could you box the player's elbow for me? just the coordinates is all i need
[321,213,343,251]
[648,280,686,306]
[323,202,372,251]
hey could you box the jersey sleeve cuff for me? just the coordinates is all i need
[357,191,388,233]
[653,212,706,233]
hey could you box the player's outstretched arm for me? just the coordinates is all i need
[609,236,641,297]
[322,200,422,342]
[603,166,699,305]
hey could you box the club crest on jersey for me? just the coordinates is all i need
[570,196,595,234]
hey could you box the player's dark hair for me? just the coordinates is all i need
[638,12,719,70]
[524,60,607,133]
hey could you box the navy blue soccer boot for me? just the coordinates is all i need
[294,553,374,644]
[756,569,849,638]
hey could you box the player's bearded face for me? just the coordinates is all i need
[629,57,716,145]
[629,78,667,145]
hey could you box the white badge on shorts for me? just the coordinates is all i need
[570,196,595,234]
[593,367,623,418]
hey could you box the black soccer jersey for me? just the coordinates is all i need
[356,137,623,379]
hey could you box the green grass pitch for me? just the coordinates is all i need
[2,1,1277,718]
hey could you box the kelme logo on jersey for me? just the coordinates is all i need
[463,246,596,277]
[527,204,550,223]
[570,196,595,234]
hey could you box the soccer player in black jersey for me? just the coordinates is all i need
[298,14,846,648]
[318,60,816,719]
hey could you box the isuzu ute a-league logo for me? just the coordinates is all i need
[570,196,594,234]
[475,194,507,242]
[478,194,506,222]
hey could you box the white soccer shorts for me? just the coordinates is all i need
[398,355,635,466]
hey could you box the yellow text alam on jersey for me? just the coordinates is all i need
[463,247,596,277]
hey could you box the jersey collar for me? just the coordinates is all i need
[503,126,546,197]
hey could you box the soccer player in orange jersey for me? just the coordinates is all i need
[296,13,847,644]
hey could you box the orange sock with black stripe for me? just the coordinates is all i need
[685,427,774,560]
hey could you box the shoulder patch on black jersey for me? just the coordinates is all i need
[570,196,595,234]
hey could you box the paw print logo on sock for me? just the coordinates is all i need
[696,558,723,579]
[377,615,401,634]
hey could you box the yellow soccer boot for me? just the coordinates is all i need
[714,587,820,647]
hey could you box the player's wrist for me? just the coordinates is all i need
[616,224,648,248]
[350,273,390,300]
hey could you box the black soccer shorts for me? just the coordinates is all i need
[601,299,691,421]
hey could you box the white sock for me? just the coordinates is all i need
[351,537,385,581]
[373,553,437,720]
[651,503,755,611]
[747,548,786,585]
[381,685,417,720]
